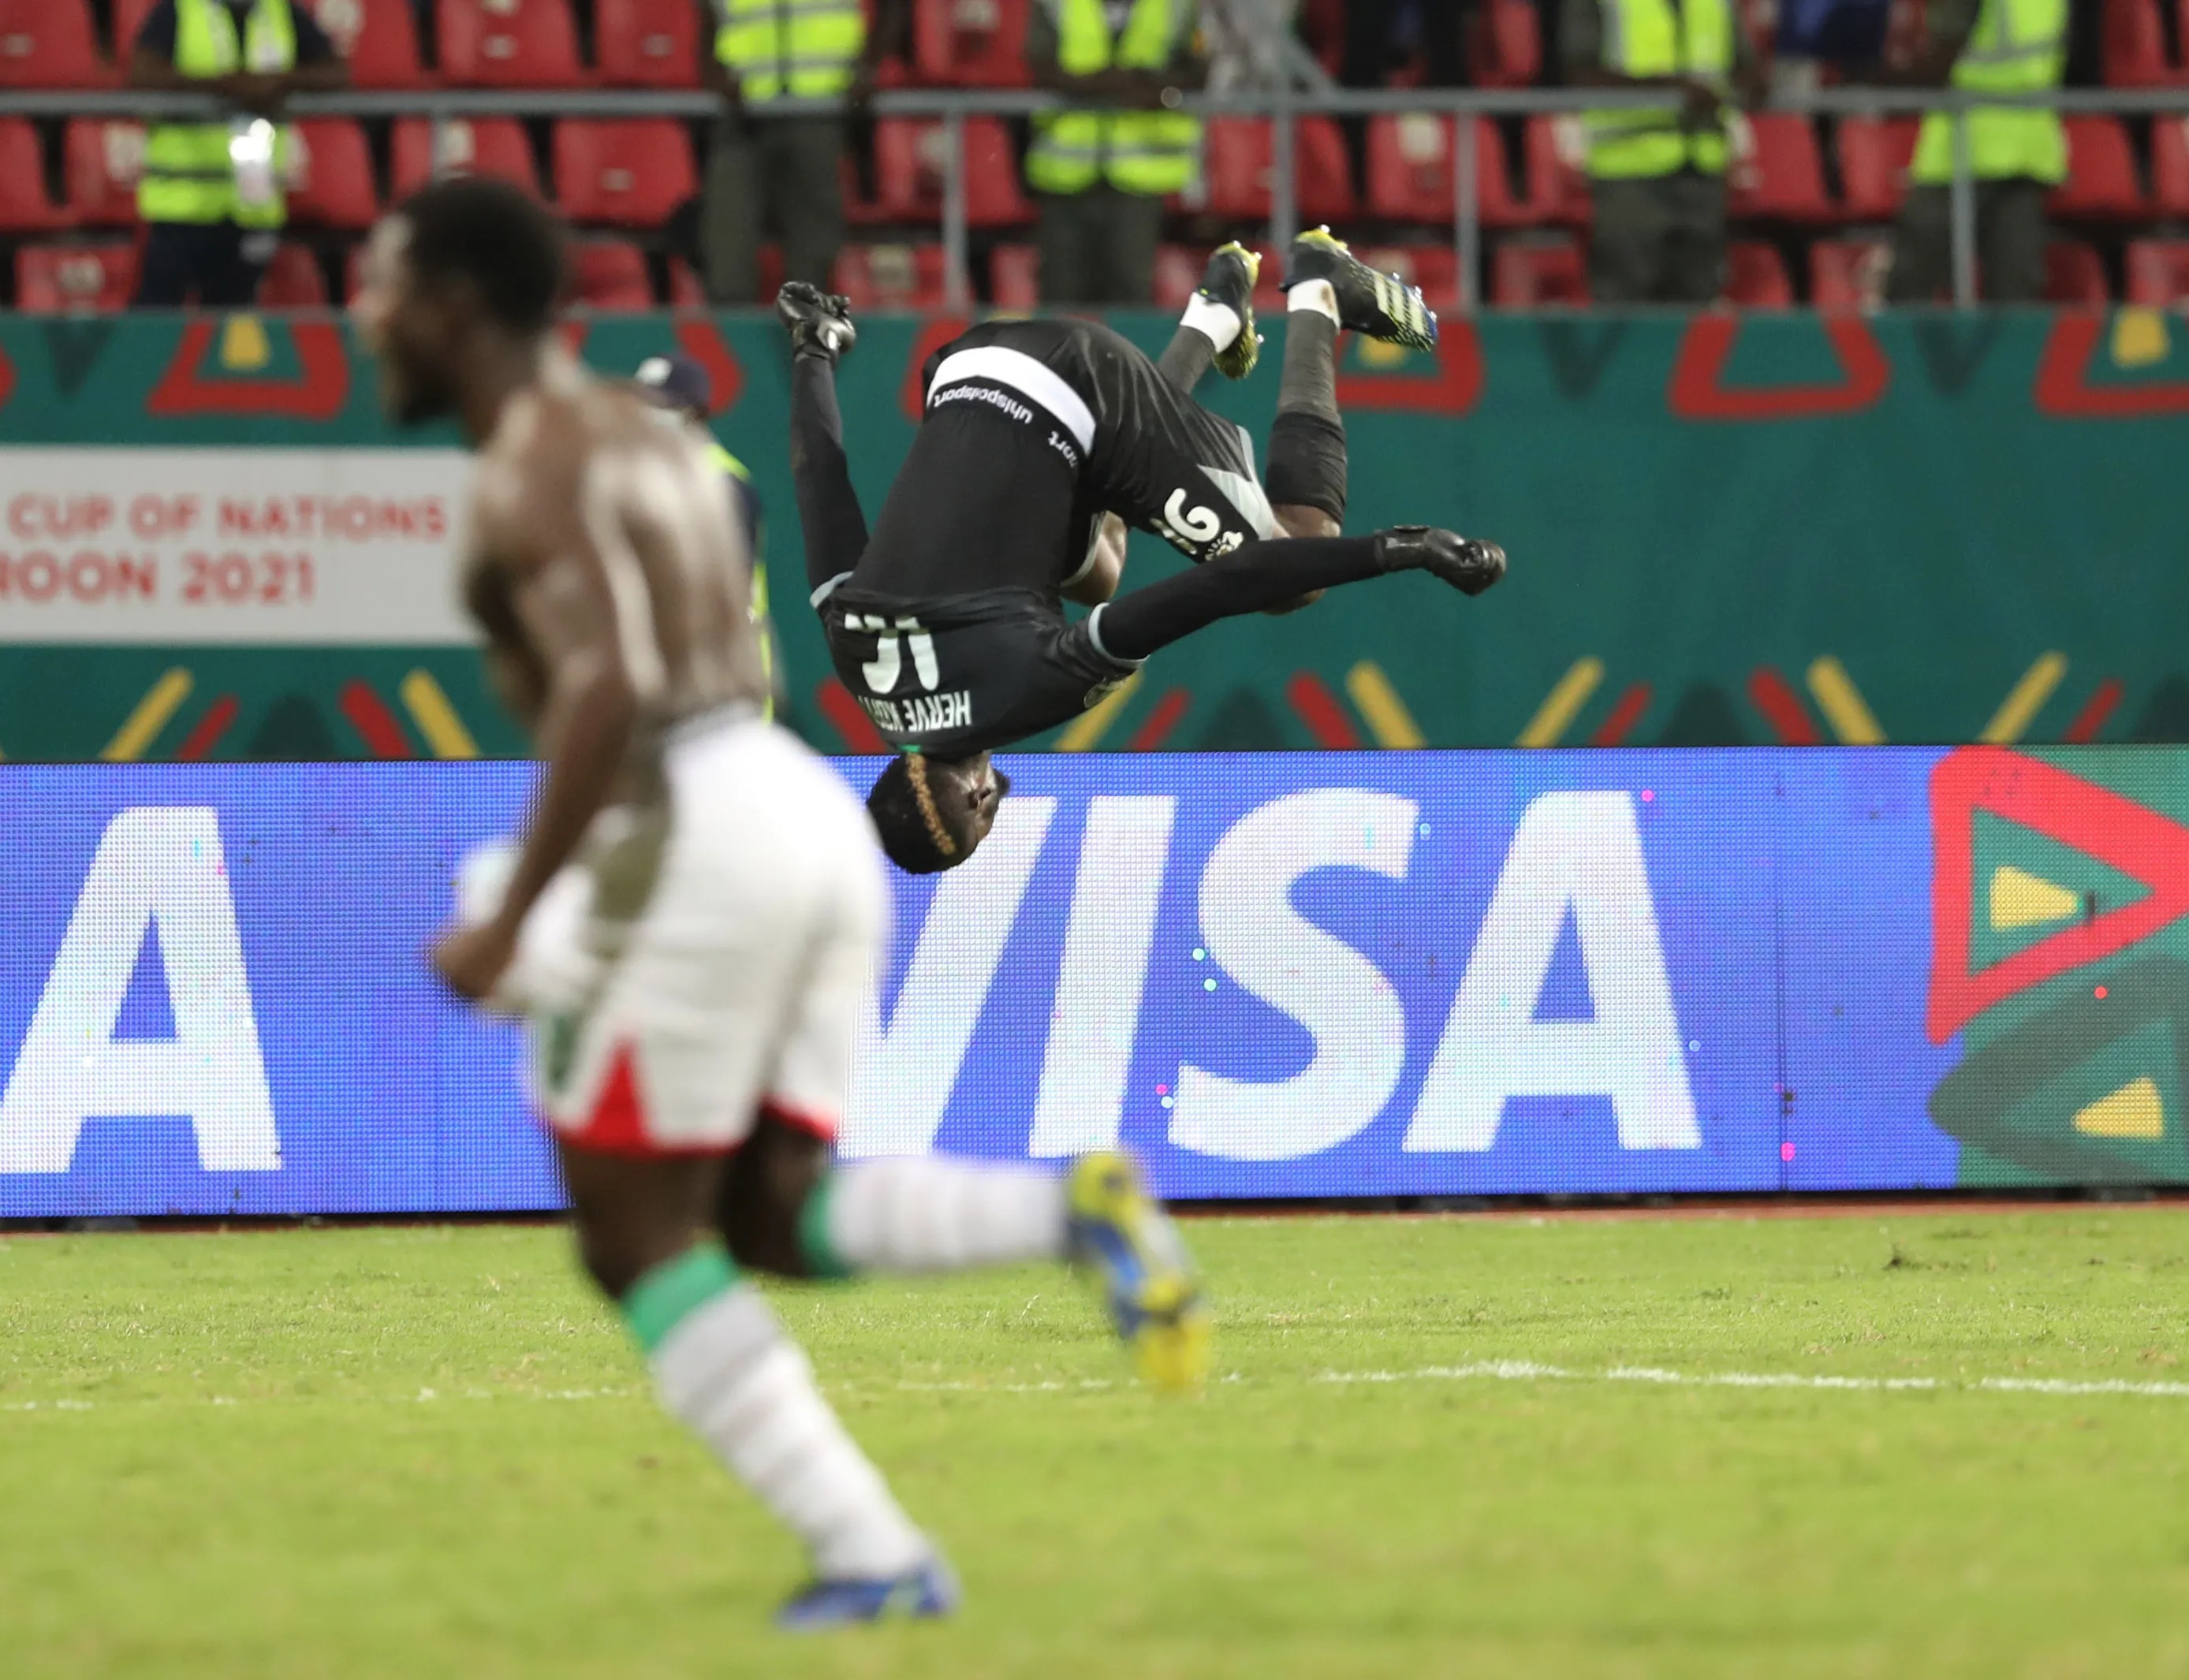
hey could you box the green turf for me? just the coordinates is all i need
[6,1210,2189,1679]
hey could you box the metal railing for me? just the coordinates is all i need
[3,84,2185,311]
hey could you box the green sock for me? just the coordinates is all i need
[797,1175,856,1281]
[621,1244,739,1355]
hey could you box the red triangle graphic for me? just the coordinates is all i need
[1927,746,2189,1042]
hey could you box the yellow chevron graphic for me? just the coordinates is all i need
[400,669,479,760]
[1056,671,1142,752]
[103,668,193,762]
[1516,658,1604,748]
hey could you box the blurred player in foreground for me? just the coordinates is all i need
[782,233,1507,876]
[353,177,1208,1631]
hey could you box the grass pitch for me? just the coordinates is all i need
[5,1209,2189,1679]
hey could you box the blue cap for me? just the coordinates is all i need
[635,352,710,415]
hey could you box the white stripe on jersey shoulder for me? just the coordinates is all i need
[811,570,853,608]
[928,345,1097,455]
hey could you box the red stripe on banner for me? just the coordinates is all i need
[2062,678,2124,743]
[340,681,414,759]
[1747,668,1822,745]
[816,680,888,751]
[1287,672,1360,749]
[1127,689,1190,751]
[173,696,238,762]
[1589,683,1653,747]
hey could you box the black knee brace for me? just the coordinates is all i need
[1265,410,1348,524]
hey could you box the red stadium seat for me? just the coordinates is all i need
[2126,237,2189,304]
[1836,116,1919,222]
[1354,244,1462,309]
[436,0,587,88]
[554,119,696,226]
[0,0,110,88]
[2045,238,2111,302]
[1809,237,1889,308]
[2151,116,2189,214]
[0,121,65,232]
[63,119,146,228]
[1522,116,1592,228]
[833,242,949,309]
[112,0,159,57]
[287,119,379,229]
[1723,240,1794,306]
[304,0,428,88]
[1366,115,1531,229]
[873,117,1035,227]
[391,117,541,198]
[2051,117,2146,218]
[1200,117,1355,225]
[566,238,655,308]
[1490,238,1587,306]
[595,0,699,87]
[1728,114,1835,221]
[668,256,707,306]
[990,241,1039,308]
[1467,0,1542,88]
[260,243,330,307]
[2102,0,2189,84]
[16,244,138,313]
[912,0,1031,88]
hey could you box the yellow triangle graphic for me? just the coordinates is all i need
[220,313,271,372]
[2111,306,2170,371]
[2074,1077,2165,1140]
[1989,864,2081,931]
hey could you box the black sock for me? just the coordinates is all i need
[789,355,870,591]
[1277,309,1340,423]
[1096,535,1386,662]
[1156,322,1217,394]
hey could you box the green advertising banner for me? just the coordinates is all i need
[2,307,2185,762]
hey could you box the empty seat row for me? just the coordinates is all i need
[0,117,699,232]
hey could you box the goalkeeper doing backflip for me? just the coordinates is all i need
[781,230,1509,875]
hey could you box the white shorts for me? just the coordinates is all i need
[461,717,886,1156]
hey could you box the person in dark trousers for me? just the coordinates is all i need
[698,0,908,304]
[1024,0,1207,305]
[128,0,348,308]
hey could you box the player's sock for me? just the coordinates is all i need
[631,1245,929,1578]
[1266,300,1346,521]
[1286,280,1341,326]
[1157,322,1219,394]
[803,1158,1069,1276]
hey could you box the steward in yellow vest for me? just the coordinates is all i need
[1024,0,1207,306]
[125,0,347,308]
[1882,0,2065,302]
[699,0,904,304]
[632,353,784,721]
[1562,0,1762,303]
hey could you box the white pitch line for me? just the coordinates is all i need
[11,1365,2189,1415]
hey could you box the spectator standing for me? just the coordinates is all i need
[128,0,349,308]
[699,0,907,303]
[1563,0,1763,303]
[1879,0,2066,303]
[1024,0,1207,306]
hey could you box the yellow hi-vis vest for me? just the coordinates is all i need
[714,0,867,103]
[707,441,778,722]
[1910,0,2067,184]
[1583,0,1735,180]
[1025,0,1201,198]
[140,0,296,229]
